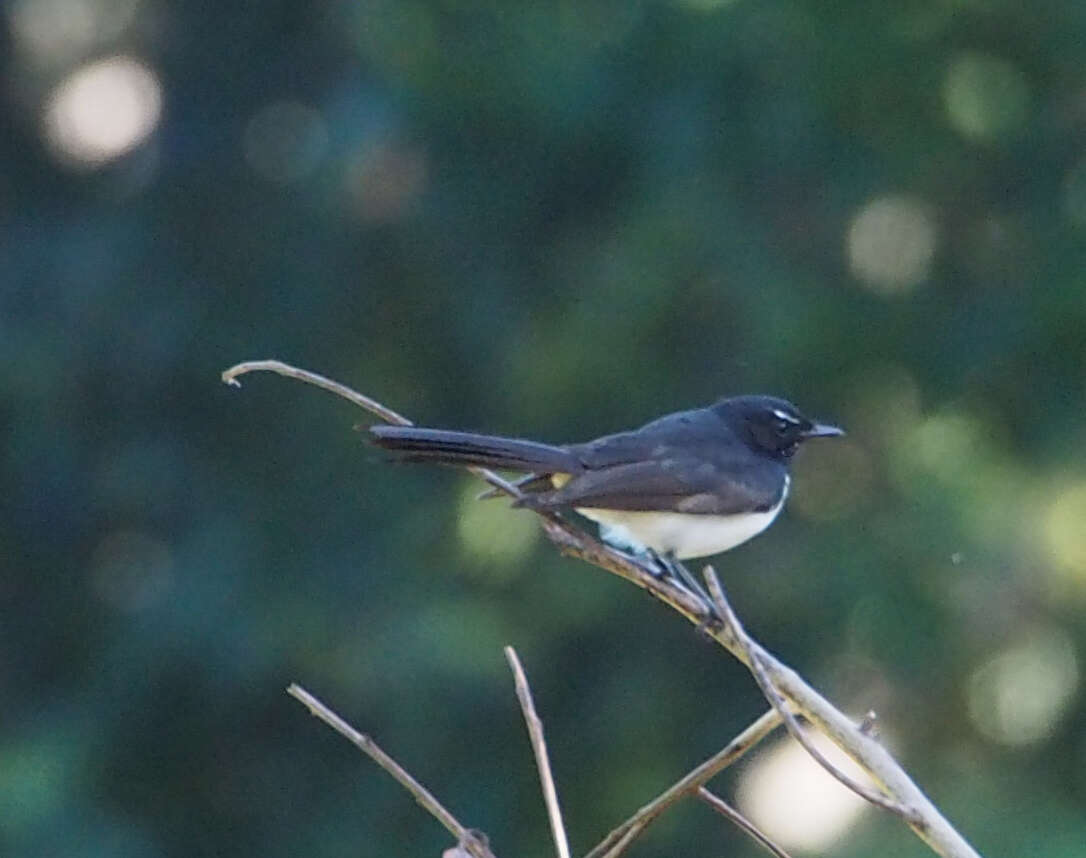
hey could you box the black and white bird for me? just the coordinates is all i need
[369,396,843,574]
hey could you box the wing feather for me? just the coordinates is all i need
[517,458,783,515]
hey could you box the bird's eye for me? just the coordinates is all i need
[773,418,792,435]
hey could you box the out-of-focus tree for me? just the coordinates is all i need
[2,1,1085,855]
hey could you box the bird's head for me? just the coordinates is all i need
[715,395,844,459]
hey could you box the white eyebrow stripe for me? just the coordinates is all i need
[771,409,801,424]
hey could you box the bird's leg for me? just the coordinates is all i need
[645,549,717,617]
[669,555,717,613]
[642,547,670,581]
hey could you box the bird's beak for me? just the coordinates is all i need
[804,422,845,439]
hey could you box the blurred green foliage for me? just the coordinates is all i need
[3,0,1086,855]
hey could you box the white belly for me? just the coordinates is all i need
[577,483,787,560]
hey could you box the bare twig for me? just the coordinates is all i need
[286,684,496,858]
[222,360,527,501]
[586,708,782,858]
[701,566,913,820]
[223,360,412,425]
[505,648,572,858]
[227,362,984,858]
[697,787,794,858]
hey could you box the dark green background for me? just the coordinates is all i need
[4,1,1086,855]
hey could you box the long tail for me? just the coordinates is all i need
[369,425,579,473]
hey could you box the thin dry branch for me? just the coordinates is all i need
[586,707,782,858]
[697,788,794,858]
[505,647,572,858]
[223,360,412,425]
[222,360,528,501]
[226,361,983,858]
[286,684,496,858]
[702,566,912,819]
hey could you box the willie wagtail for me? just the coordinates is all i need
[370,396,843,589]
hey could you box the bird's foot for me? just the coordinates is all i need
[642,547,671,581]
[644,549,718,621]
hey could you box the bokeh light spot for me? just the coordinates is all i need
[9,0,141,64]
[10,0,94,62]
[737,731,870,851]
[847,194,936,293]
[967,626,1079,745]
[43,55,162,167]
[907,410,982,482]
[456,482,538,573]
[345,142,428,222]
[243,100,328,184]
[943,52,1029,143]
[1043,483,1086,584]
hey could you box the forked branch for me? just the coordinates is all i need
[702,566,912,818]
[225,360,983,858]
[586,707,782,858]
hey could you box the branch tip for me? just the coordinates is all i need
[285,683,497,858]
[506,647,571,858]
[698,788,795,858]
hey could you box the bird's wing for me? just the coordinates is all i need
[518,458,784,515]
[568,408,726,469]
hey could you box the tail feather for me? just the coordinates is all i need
[369,425,579,473]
